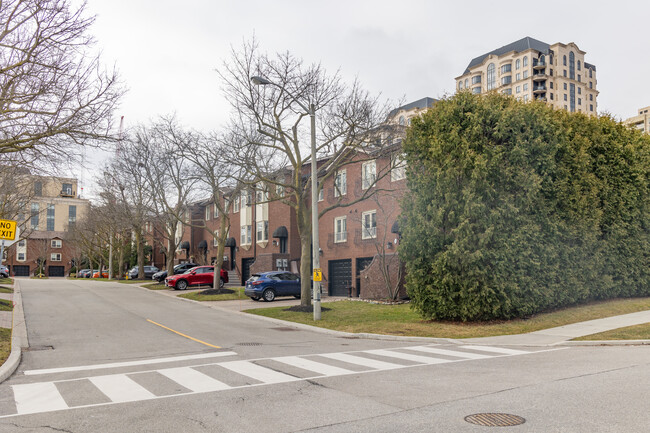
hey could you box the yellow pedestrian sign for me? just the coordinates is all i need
[0,219,17,241]
[313,268,322,282]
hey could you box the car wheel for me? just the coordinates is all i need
[219,278,225,289]
[176,280,188,290]
[262,289,276,302]
[250,297,260,301]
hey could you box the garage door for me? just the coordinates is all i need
[328,259,352,296]
[13,265,30,277]
[48,266,65,277]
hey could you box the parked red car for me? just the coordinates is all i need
[92,270,109,278]
[165,266,228,290]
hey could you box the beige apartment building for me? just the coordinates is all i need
[623,106,650,133]
[456,37,598,115]
[3,174,89,277]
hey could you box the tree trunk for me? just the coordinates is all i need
[296,198,312,307]
[135,229,145,279]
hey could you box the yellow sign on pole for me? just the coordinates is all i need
[313,268,322,282]
[0,219,17,241]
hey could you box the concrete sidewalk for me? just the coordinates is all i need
[142,283,650,346]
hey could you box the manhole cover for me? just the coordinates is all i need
[237,342,262,346]
[465,413,526,427]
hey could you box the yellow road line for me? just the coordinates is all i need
[147,319,221,349]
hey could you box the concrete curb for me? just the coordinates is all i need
[0,280,28,383]
[134,283,650,347]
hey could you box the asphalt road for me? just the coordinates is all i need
[0,278,648,432]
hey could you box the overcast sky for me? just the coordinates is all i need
[78,0,649,194]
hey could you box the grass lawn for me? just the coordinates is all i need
[573,322,650,341]
[245,297,650,339]
[0,278,13,285]
[0,286,13,294]
[0,328,10,367]
[0,299,13,312]
[178,287,246,301]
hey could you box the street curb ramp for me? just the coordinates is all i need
[0,280,28,383]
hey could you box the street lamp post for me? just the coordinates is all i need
[250,76,321,320]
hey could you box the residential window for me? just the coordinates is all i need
[578,98,581,106]
[398,116,405,126]
[361,160,376,189]
[205,206,211,220]
[391,154,406,181]
[240,225,252,245]
[578,87,581,95]
[34,181,42,196]
[569,52,575,80]
[590,104,594,111]
[51,253,61,262]
[563,70,567,77]
[256,220,269,242]
[550,82,553,89]
[276,184,284,198]
[550,93,554,100]
[18,240,25,247]
[501,76,511,85]
[334,169,347,197]
[590,94,593,101]
[500,64,511,74]
[516,86,521,94]
[589,69,593,78]
[589,82,593,89]
[523,70,528,79]
[564,83,567,90]
[318,187,324,202]
[563,55,567,66]
[213,231,219,247]
[471,75,481,84]
[234,196,240,213]
[577,74,581,82]
[362,210,377,239]
[570,83,576,112]
[472,87,481,94]
[51,239,62,248]
[62,183,72,195]
[515,73,520,81]
[515,59,520,70]
[523,95,529,102]
[502,88,512,95]
[486,63,496,90]
[68,205,76,228]
[464,78,468,88]
[523,56,528,67]
[46,204,55,231]
[550,68,553,76]
[577,60,581,70]
[523,83,528,91]
[458,81,463,90]
[334,216,347,243]
[18,253,25,261]
[564,94,568,101]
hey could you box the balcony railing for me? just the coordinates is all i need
[533,85,547,94]
[335,232,347,243]
[532,59,546,69]
[60,189,75,197]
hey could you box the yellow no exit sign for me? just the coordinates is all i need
[0,219,17,241]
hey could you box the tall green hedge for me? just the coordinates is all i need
[400,92,650,321]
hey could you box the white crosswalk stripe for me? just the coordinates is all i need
[89,374,156,403]
[2,344,545,418]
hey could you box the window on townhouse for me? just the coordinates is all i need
[276,184,284,198]
[214,203,219,218]
[515,59,520,70]
[205,206,211,220]
[515,73,520,81]
[68,205,76,228]
[50,253,61,262]
[362,161,376,190]
[213,231,219,247]
[486,63,496,90]
[46,204,55,231]
[62,183,73,195]
[34,181,42,196]
[18,253,25,261]
[523,70,528,79]
[256,220,269,242]
[391,154,406,182]
[334,169,347,197]
[234,195,240,213]
[362,210,377,239]
[318,185,324,201]
[241,225,252,245]
[30,203,39,229]
[523,56,528,67]
[523,83,528,92]
[334,216,347,243]
[51,239,62,248]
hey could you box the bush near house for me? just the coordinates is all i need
[400,92,650,321]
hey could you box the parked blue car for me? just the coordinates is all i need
[244,271,302,302]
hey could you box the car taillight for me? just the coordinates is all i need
[252,280,263,285]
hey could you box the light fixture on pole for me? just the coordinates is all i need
[250,75,322,320]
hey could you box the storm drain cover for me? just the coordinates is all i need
[237,342,262,346]
[465,413,526,427]
[22,346,54,352]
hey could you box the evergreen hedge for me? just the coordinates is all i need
[400,92,650,321]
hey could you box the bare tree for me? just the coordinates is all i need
[134,116,201,280]
[0,0,123,159]
[220,40,390,306]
